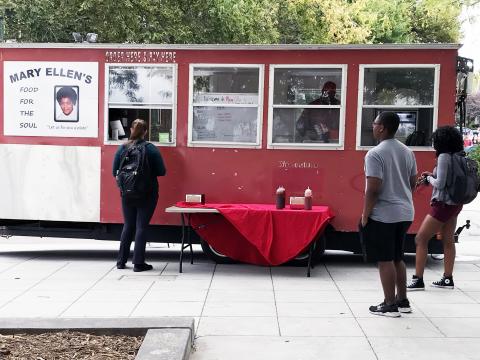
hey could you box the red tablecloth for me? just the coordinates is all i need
[176,203,334,266]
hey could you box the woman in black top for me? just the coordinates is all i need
[112,119,166,272]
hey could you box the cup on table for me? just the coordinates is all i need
[112,129,119,141]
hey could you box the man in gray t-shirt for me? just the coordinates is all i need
[361,112,417,317]
[365,138,417,223]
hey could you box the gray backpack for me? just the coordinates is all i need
[447,152,480,205]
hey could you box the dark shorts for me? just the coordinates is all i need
[429,201,462,223]
[359,219,411,262]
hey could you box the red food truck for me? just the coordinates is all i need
[0,43,468,261]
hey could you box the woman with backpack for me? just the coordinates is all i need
[407,126,464,290]
[112,119,166,272]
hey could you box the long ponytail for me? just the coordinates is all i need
[129,119,148,144]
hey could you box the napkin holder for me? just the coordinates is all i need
[289,196,305,210]
[185,194,205,204]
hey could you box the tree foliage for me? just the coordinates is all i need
[411,0,461,43]
[467,92,480,124]
[0,0,469,44]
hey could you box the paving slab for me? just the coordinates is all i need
[197,316,279,336]
[190,336,377,360]
[137,329,192,360]
[369,337,480,360]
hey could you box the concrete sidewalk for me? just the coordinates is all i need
[0,201,480,359]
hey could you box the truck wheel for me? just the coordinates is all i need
[200,239,234,264]
[289,235,326,265]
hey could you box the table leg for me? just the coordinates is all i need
[179,213,186,273]
[187,214,194,264]
[307,241,314,277]
[179,214,195,273]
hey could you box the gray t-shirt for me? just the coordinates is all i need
[365,139,417,223]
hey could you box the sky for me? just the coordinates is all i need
[459,4,480,72]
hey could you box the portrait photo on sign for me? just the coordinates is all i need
[54,85,79,122]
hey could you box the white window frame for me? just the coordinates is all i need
[267,64,347,150]
[356,64,440,151]
[104,63,178,146]
[188,63,264,148]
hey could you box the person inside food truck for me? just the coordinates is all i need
[55,86,78,121]
[295,81,339,143]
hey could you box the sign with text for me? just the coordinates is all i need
[105,50,176,63]
[4,61,99,137]
[194,93,258,105]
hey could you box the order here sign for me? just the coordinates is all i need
[3,61,99,138]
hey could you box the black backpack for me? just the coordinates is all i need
[447,152,480,205]
[115,142,153,202]
[405,130,426,146]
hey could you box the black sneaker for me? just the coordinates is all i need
[369,301,401,317]
[133,263,153,272]
[431,275,454,289]
[116,263,126,269]
[396,298,412,313]
[407,275,425,291]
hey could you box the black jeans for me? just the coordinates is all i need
[117,194,158,265]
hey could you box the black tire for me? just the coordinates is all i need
[200,239,234,264]
[288,235,326,266]
[200,236,326,266]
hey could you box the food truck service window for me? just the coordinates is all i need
[188,65,263,148]
[268,65,346,150]
[357,65,439,149]
[106,64,177,145]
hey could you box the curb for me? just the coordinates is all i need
[0,317,194,360]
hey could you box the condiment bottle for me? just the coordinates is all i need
[276,186,286,209]
[304,187,312,210]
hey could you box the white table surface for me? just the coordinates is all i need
[165,206,220,214]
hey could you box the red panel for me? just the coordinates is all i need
[102,145,435,232]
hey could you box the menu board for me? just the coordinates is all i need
[192,106,258,143]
